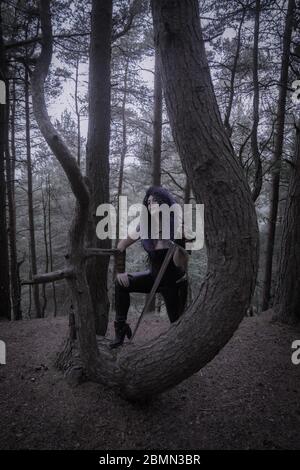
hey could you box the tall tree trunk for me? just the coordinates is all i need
[112,57,129,292]
[116,57,129,223]
[41,185,48,316]
[32,0,258,402]
[86,0,112,335]
[223,8,245,137]
[272,120,300,324]
[152,46,162,186]
[0,3,11,320]
[6,78,21,319]
[47,175,57,316]
[74,57,81,167]
[251,0,262,202]
[147,46,163,314]
[262,0,295,310]
[25,67,41,318]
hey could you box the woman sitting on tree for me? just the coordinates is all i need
[110,185,190,349]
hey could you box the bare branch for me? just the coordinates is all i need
[22,268,75,285]
[84,248,121,258]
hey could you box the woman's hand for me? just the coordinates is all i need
[116,272,130,287]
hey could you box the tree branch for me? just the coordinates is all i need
[22,268,75,285]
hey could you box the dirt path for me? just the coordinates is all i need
[0,311,299,450]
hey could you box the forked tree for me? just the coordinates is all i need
[30,0,258,402]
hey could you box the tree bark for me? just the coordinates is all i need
[0,3,11,320]
[262,0,295,310]
[86,0,112,335]
[272,121,300,324]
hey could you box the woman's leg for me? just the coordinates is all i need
[114,270,154,322]
[110,270,155,348]
[160,280,188,323]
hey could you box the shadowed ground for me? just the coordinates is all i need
[0,311,299,450]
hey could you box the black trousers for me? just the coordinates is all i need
[114,270,188,324]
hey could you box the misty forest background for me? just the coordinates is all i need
[0,0,299,324]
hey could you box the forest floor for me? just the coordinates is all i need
[0,309,299,450]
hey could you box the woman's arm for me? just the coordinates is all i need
[117,235,138,252]
[117,223,140,252]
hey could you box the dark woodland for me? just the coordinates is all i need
[0,0,299,453]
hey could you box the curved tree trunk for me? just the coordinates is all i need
[94,0,259,400]
[272,121,300,325]
[32,0,258,402]
[31,0,99,376]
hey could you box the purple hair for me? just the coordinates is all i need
[140,186,178,253]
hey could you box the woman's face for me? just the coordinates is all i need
[147,194,160,216]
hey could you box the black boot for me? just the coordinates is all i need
[109,320,132,349]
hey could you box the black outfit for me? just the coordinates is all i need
[115,247,188,324]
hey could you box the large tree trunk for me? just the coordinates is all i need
[262,0,295,310]
[272,121,300,324]
[86,0,112,335]
[33,0,258,402]
[94,0,259,400]
[0,4,11,320]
